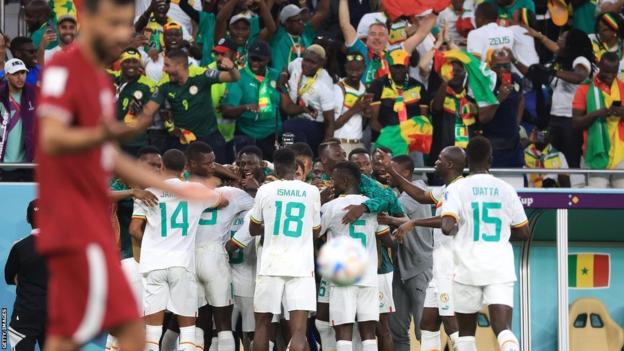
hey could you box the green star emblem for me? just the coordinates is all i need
[62,0,74,12]
[581,267,589,275]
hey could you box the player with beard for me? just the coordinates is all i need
[36,0,218,350]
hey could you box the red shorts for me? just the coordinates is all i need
[46,242,140,343]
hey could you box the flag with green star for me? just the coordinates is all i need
[568,253,610,289]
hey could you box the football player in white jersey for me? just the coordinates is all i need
[382,146,466,350]
[129,149,223,351]
[249,148,321,351]
[320,162,393,351]
[186,142,255,351]
[440,137,529,351]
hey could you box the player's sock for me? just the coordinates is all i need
[449,332,460,351]
[497,329,520,351]
[161,329,179,351]
[208,337,217,351]
[268,340,275,350]
[178,326,196,351]
[195,328,204,351]
[105,335,118,351]
[336,340,353,351]
[420,330,441,351]
[217,331,235,351]
[314,319,337,350]
[145,325,163,351]
[361,339,377,351]
[456,336,476,351]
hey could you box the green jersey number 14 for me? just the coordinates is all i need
[159,202,190,237]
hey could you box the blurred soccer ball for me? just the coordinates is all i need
[317,236,369,286]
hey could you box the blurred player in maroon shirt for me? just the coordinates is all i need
[35,0,219,350]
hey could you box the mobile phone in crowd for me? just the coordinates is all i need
[502,72,512,86]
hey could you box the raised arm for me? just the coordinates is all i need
[310,0,330,32]
[403,14,437,54]
[215,0,240,41]
[338,0,357,45]
[217,57,241,82]
[257,0,277,40]
[179,0,200,24]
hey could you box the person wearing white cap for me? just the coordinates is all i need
[266,0,330,73]
[0,59,37,181]
[338,0,437,85]
[44,14,78,63]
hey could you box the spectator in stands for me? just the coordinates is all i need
[281,44,335,155]
[112,48,155,156]
[333,52,370,155]
[572,52,624,188]
[222,40,281,160]
[135,0,192,51]
[436,0,475,49]
[0,59,37,182]
[338,0,436,86]
[570,0,597,34]
[0,33,8,73]
[487,0,535,22]
[268,0,330,73]
[524,129,571,188]
[509,9,539,76]
[9,37,41,86]
[215,0,276,63]
[481,49,524,167]
[24,0,58,50]
[588,12,624,74]
[43,14,77,63]
[5,199,47,351]
[135,49,240,163]
[178,0,218,66]
[467,2,514,61]
[368,48,429,165]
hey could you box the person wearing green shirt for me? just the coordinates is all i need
[135,49,240,163]
[25,0,59,50]
[571,0,597,34]
[112,48,156,156]
[268,0,330,73]
[485,0,535,22]
[179,0,218,66]
[222,40,281,161]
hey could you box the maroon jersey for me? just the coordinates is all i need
[36,43,117,253]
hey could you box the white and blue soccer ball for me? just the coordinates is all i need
[317,236,369,286]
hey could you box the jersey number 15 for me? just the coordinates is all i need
[471,201,502,242]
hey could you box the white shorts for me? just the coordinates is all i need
[254,275,316,314]
[329,285,379,326]
[196,247,233,307]
[453,281,514,314]
[143,267,198,317]
[121,257,143,311]
[233,296,255,332]
[423,277,455,316]
[318,278,330,304]
[378,272,395,314]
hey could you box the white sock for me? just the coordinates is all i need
[269,340,275,350]
[195,328,204,351]
[208,337,218,351]
[497,329,520,351]
[361,339,376,351]
[449,332,459,351]
[336,340,352,351]
[105,335,118,351]
[161,329,179,351]
[178,326,196,351]
[146,325,163,351]
[217,331,235,351]
[456,336,477,351]
[420,330,441,351]
[314,319,336,351]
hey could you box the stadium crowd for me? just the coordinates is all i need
[0,0,623,187]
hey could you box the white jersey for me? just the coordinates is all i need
[441,174,528,286]
[320,195,390,287]
[230,212,257,298]
[133,178,220,274]
[249,180,321,277]
[196,186,254,250]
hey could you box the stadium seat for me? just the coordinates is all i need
[476,308,500,351]
[569,297,624,351]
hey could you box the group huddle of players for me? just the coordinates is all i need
[107,135,529,351]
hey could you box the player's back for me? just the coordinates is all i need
[250,180,320,277]
[138,178,208,274]
[321,194,388,287]
[196,186,254,251]
[442,174,527,286]
[36,43,119,253]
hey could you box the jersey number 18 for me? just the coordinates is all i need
[273,201,305,237]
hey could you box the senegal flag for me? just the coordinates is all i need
[568,253,610,289]
[376,115,433,156]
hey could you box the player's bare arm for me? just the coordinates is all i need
[129,217,146,242]
[377,149,434,204]
[249,220,264,236]
[441,215,459,236]
[395,216,442,243]
[510,223,530,241]
[217,56,240,82]
[110,189,158,207]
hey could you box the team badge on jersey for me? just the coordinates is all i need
[440,293,449,304]
[189,85,198,95]
[134,90,143,100]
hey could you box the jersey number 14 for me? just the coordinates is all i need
[471,201,501,242]
[159,202,189,237]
